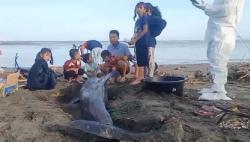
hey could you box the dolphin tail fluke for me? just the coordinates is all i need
[70,120,128,140]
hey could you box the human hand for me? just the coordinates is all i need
[112,67,116,71]
[87,71,96,77]
[130,37,137,45]
[191,0,205,10]
[74,68,79,73]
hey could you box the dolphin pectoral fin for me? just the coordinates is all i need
[68,97,80,105]
[101,71,121,83]
[70,120,127,140]
[61,96,80,109]
[62,102,80,110]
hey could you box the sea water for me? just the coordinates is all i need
[0,40,250,67]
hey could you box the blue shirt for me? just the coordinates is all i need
[134,16,156,47]
[107,42,132,57]
[86,40,102,50]
[150,37,156,48]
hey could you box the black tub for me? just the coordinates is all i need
[143,76,185,96]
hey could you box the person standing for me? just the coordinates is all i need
[130,2,151,85]
[192,0,245,100]
[144,3,166,77]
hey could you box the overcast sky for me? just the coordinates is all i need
[0,0,249,41]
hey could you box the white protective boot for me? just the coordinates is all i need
[199,87,214,94]
[199,84,227,94]
[199,92,232,101]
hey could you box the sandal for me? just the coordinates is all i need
[193,110,215,116]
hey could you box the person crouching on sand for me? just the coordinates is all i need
[107,30,131,82]
[100,50,129,82]
[27,48,57,91]
[63,49,84,83]
[80,40,103,65]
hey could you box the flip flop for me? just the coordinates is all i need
[201,105,222,113]
[193,110,215,116]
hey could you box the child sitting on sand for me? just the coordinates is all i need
[27,48,57,91]
[81,53,100,77]
[100,50,129,82]
[63,49,84,82]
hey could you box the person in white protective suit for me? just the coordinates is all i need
[191,0,245,100]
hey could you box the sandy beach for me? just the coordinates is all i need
[0,63,250,142]
[1,0,249,141]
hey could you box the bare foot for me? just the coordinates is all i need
[120,77,126,83]
[130,79,141,85]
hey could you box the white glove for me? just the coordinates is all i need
[192,0,206,10]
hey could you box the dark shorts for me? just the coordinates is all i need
[135,44,149,67]
[64,69,84,80]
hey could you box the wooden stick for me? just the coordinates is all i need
[18,79,27,82]
[238,73,250,80]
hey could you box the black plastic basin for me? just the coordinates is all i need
[143,76,185,96]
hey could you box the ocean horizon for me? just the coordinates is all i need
[1,40,250,68]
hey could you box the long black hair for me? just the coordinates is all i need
[35,48,54,65]
[145,3,162,18]
[133,2,145,21]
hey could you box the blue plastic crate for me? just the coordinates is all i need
[3,84,18,96]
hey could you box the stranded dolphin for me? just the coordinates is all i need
[67,71,159,141]
[76,72,115,124]
[69,71,129,139]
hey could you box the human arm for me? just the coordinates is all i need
[191,0,239,17]
[204,3,238,17]
[191,0,206,10]
[123,44,133,61]
[130,16,149,44]
[131,25,149,44]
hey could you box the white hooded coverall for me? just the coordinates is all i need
[196,0,245,100]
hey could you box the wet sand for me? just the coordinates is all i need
[0,63,250,142]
